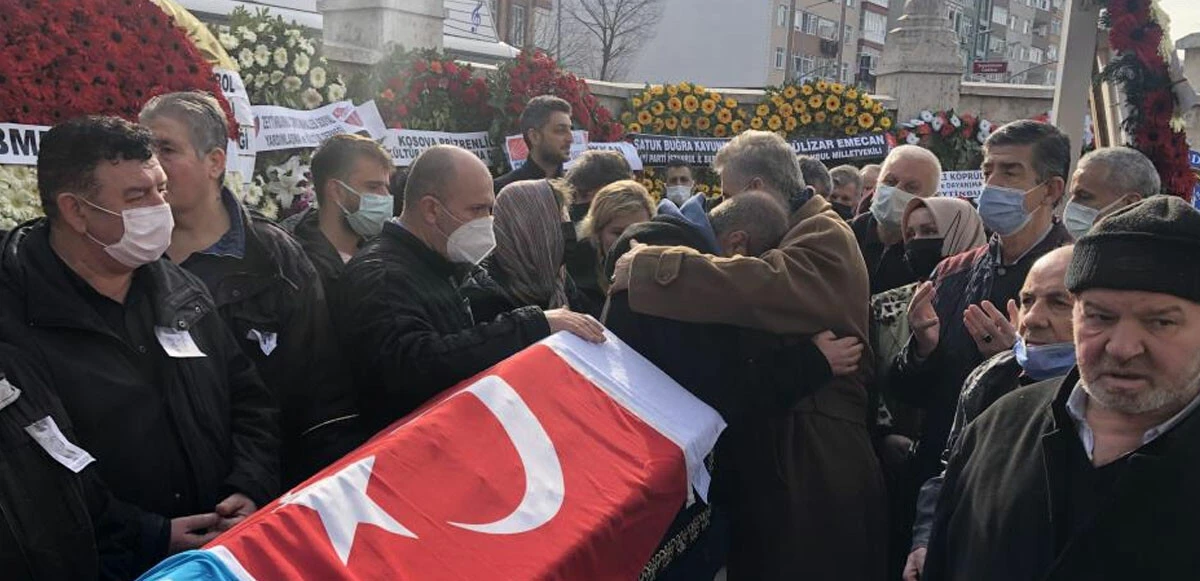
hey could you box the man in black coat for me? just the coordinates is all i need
[924,196,1200,580]
[493,95,574,193]
[336,145,606,434]
[0,116,279,576]
[141,92,361,484]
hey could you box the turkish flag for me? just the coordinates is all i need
[151,333,724,580]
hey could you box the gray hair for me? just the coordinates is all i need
[797,155,833,197]
[713,130,805,198]
[1077,146,1162,197]
[139,91,229,156]
[830,165,862,191]
[985,119,1071,183]
[709,190,789,256]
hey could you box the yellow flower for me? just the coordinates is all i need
[785,116,798,132]
[783,85,799,99]
[678,82,692,95]
[858,112,875,128]
[650,85,664,96]
[637,110,653,125]
[801,84,814,96]
[696,117,711,131]
[846,88,859,101]
[695,85,707,95]
[714,124,728,137]
[651,101,666,116]
[794,100,807,114]
[800,113,813,125]
[771,95,786,108]
[750,116,764,130]
[873,103,885,115]
[701,99,718,115]
[620,111,633,123]
[628,122,643,132]
[724,97,738,109]
[845,125,859,136]
[832,115,845,127]
[816,80,829,93]
[768,115,783,131]
[830,82,845,95]
[825,95,841,112]
[681,116,693,129]
[880,116,893,129]
[665,117,679,131]
[668,97,683,112]
[652,119,665,133]
[843,103,858,117]
[814,111,827,123]
[667,84,679,96]
[683,95,700,113]
[809,95,823,109]
[632,97,643,108]
[756,103,770,117]
[731,119,746,133]
[717,109,734,124]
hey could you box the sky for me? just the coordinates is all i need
[1159,0,1200,45]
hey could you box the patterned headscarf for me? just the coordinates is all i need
[493,180,569,309]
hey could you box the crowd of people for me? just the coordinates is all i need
[2,89,1199,581]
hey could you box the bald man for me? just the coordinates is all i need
[334,145,605,432]
[851,145,943,294]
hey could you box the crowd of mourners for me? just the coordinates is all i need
[2,90,1199,581]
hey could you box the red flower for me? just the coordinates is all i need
[414,60,427,73]
[1106,0,1151,21]
[1142,89,1174,124]
[445,61,459,76]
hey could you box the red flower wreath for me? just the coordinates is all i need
[491,51,625,143]
[0,0,229,125]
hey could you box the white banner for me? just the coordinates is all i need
[382,129,496,167]
[0,123,50,166]
[504,130,589,171]
[213,68,254,128]
[939,170,984,199]
[251,101,387,153]
[579,142,642,171]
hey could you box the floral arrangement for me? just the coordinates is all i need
[638,167,723,201]
[210,6,346,110]
[374,47,493,131]
[621,82,747,138]
[754,80,893,139]
[490,50,624,144]
[0,166,43,229]
[895,110,994,171]
[1098,0,1196,198]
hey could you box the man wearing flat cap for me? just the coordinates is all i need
[921,196,1200,581]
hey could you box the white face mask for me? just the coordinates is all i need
[78,197,174,268]
[665,185,692,206]
[1063,196,1129,240]
[434,199,496,265]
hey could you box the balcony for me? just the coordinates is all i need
[819,39,840,57]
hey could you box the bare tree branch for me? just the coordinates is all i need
[560,0,663,80]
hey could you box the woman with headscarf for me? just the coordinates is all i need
[464,179,597,322]
[579,180,657,299]
[867,195,987,575]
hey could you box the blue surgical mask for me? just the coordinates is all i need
[870,184,915,233]
[336,180,392,238]
[1063,197,1129,240]
[977,182,1043,236]
[1013,337,1076,381]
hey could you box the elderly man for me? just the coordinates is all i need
[141,92,359,484]
[612,130,884,580]
[336,145,605,433]
[923,196,1200,580]
[494,95,574,192]
[829,164,864,220]
[904,245,1076,580]
[857,163,882,214]
[1063,146,1159,240]
[0,117,278,574]
[797,155,833,198]
[851,145,943,293]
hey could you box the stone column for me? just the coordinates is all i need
[318,0,446,68]
[874,0,963,121]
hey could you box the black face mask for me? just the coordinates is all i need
[831,202,856,221]
[569,202,590,223]
[904,237,945,280]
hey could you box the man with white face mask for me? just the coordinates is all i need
[850,145,941,294]
[335,145,607,433]
[0,116,279,575]
[1063,146,1158,240]
[663,159,696,207]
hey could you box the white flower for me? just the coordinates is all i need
[950,115,962,128]
[979,119,993,133]
[256,21,268,33]
[301,87,323,109]
[254,72,269,88]
[327,83,346,102]
[1171,115,1187,132]
[920,110,934,122]
[273,48,289,69]
[270,70,285,85]
[977,129,991,144]
[298,39,315,55]
[309,66,327,89]
[905,132,921,145]
[293,52,310,75]
[219,32,239,51]
[931,117,944,132]
[254,45,271,67]
[238,26,257,44]
[283,75,302,92]
[238,48,255,69]
[286,36,297,48]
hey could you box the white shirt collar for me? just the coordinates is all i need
[1065,380,1200,461]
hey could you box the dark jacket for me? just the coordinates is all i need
[181,198,361,483]
[462,257,599,322]
[851,212,918,294]
[924,370,1200,581]
[334,221,551,433]
[493,159,560,193]
[280,207,347,301]
[889,222,1072,483]
[0,220,280,566]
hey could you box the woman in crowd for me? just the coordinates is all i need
[580,179,657,297]
[465,179,598,321]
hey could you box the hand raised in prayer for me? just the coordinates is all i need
[907,282,940,359]
[963,299,1018,358]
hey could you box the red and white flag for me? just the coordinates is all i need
[188,331,725,580]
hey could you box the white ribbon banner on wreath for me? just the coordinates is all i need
[382,129,497,168]
[938,170,984,199]
[251,100,387,153]
[504,131,589,172]
[0,123,50,166]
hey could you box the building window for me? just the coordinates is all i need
[841,63,850,82]
[992,5,1008,25]
[1020,46,1029,61]
[844,24,854,44]
[818,17,838,40]
[845,0,855,6]
[1048,45,1058,60]
[863,11,887,44]
[1030,47,1043,63]
[509,4,526,46]
[803,12,820,35]
[802,54,816,76]
[775,47,785,69]
[1047,69,1056,83]
[1051,18,1061,34]
[1008,15,1017,29]
[778,4,789,27]
[1022,19,1031,34]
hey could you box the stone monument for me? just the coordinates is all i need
[874,0,963,121]
[318,0,446,69]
